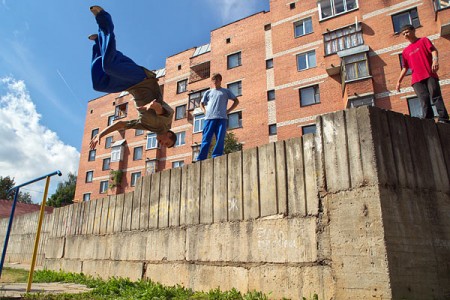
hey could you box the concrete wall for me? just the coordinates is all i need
[2,106,450,299]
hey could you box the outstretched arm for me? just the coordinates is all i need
[90,121,127,149]
[137,100,167,115]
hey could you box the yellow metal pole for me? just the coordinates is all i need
[26,176,51,293]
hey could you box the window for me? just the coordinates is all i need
[111,145,123,162]
[227,81,242,97]
[290,2,296,9]
[91,128,99,139]
[399,54,412,76]
[172,161,185,168]
[175,132,186,147]
[107,115,115,126]
[264,24,272,31]
[227,52,242,69]
[133,146,143,160]
[83,193,91,201]
[188,89,208,110]
[178,64,182,70]
[267,90,275,101]
[146,159,158,175]
[348,96,374,108]
[300,85,320,107]
[175,105,187,120]
[302,124,317,135]
[226,37,231,44]
[130,172,141,187]
[192,145,201,162]
[228,111,242,129]
[269,124,277,136]
[146,133,158,149]
[99,181,108,194]
[85,171,93,183]
[177,79,188,94]
[135,129,144,136]
[105,136,113,149]
[324,24,363,55]
[88,150,96,161]
[114,103,128,120]
[342,52,370,81]
[296,50,316,71]
[319,0,358,20]
[294,17,313,38]
[266,59,273,69]
[407,97,438,118]
[392,8,420,33]
[194,114,206,133]
[434,0,450,10]
[102,158,111,171]
[189,61,210,83]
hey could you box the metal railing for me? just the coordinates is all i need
[0,170,62,292]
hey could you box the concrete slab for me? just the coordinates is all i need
[213,155,228,222]
[228,151,243,221]
[243,147,260,220]
[200,159,214,224]
[258,143,277,217]
[169,167,182,227]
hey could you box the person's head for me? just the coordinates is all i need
[157,130,177,148]
[399,24,416,41]
[211,73,222,89]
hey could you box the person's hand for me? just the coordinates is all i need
[137,102,151,112]
[396,81,401,92]
[432,61,439,73]
[90,135,99,150]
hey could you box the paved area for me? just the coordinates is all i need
[0,263,92,298]
[0,282,92,298]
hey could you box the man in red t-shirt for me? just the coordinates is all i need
[396,24,449,123]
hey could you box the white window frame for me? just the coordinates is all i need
[177,79,188,94]
[323,23,363,56]
[175,131,186,147]
[296,50,316,71]
[318,0,359,21]
[192,145,201,162]
[83,193,91,201]
[146,133,159,149]
[146,159,158,175]
[294,17,313,38]
[172,161,185,168]
[111,146,123,162]
[193,114,206,133]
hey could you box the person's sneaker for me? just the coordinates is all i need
[438,119,450,124]
[90,5,103,16]
[88,34,98,41]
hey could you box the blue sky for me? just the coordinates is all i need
[0,0,270,202]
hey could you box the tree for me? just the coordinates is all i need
[46,173,77,207]
[208,132,243,158]
[0,176,33,204]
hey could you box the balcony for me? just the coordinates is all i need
[189,61,210,83]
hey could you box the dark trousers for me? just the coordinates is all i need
[91,10,146,93]
[412,77,449,122]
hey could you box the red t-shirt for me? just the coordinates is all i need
[402,37,438,85]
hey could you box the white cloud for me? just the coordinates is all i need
[206,0,261,24]
[0,77,80,203]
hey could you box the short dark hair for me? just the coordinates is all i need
[399,24,415,33]
[167,130,177,148]
[211,73,222,81]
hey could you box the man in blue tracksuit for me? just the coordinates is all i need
[88,6,176,150]
[196,73,239,161]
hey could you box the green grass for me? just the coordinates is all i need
[20,269,276,300]
[0,267,29,283]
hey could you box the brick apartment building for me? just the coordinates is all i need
[74,0,450,202]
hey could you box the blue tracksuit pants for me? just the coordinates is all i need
[196,119,228,161]
[91,10,147,93]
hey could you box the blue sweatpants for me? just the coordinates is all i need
[91,10,147,93]
[196,119,228,161]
